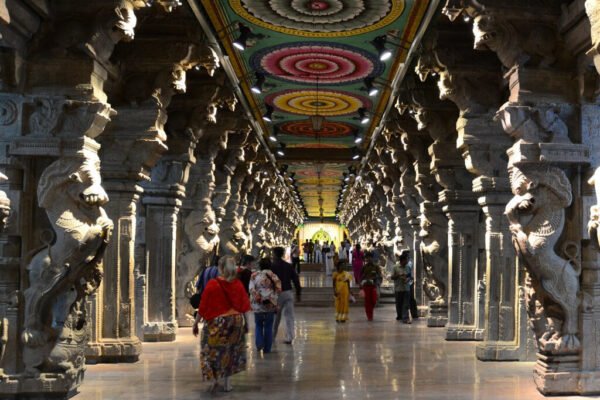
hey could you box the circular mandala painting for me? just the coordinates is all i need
[266,90,370,117]
[231,0,404,37]
[251,42,384,85]
[279,120,357,138]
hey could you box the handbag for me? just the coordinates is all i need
[189,292,201,309]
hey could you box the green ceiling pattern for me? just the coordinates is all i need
[200,0,430,217]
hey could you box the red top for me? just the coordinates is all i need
[198,277,251,321]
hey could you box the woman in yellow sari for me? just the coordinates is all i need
[332,261,353,323]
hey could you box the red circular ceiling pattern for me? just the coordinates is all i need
[279,120,356,138]
[255,43,381,85]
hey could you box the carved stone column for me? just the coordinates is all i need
[395,108,448,327]
[415,26,528,349]
[87,36,205,361]
[140,130,196,341]
[172,73,231,327]
[457,1,590,392]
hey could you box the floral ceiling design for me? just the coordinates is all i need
[200,0,430,217]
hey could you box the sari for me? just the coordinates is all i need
[332,270,352,322]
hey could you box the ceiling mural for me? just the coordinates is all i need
[200,0,431,217]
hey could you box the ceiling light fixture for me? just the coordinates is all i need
[276,142,286,157]
[232,23,252,51]
[251,72,266,94]
[262,105,274,122]
[358,108,370,125]
[371,35,393,61]
[354,131,363,144]
[364,77,379,97]
[352,147,361,160]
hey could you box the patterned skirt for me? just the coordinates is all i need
[200,314,246,381]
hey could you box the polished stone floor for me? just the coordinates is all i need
[79,306,593,400]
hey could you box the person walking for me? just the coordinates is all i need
[338,241,348,261]
[302,239,309,262]
[402,249,419,320]
[360,252,381,321]
[193,256,251,393]
[236,254,255,295]
[332,261,353,323]
[291,240,301,274]
[249,258,282,353]
[271,246,301,344]
[391,252,412,323]
[351,243,364,284]
[314,240,322,264]
[308,240,315,263]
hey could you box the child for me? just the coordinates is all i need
[332,261,353,323]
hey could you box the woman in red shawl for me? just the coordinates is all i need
[193,255,251,393]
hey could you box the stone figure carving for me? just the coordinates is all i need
[588,167,600,247]
[436,70,500,116]
[586,0,600,73]
[419,210,447,305]
[472,13,557,68]
[220,217,248,256]
[196,45,220,77]
[22,151,113,377]
[496,104,571,144]
[176,203,219,324]
[505,164,580,352]
[123,62,189,108]
[47,0,148,63]
[0,172,10,233]
[423,265,446,303]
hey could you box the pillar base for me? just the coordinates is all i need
[142,321,177,342]
[445,325,484,341]
[476,341,523,361]
[533,352,598,395]
[85,337,142,363]
[427,303,448,327]
[0,372,81,400]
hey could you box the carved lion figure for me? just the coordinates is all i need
[472,13,557,68]
[220,217,248,256]
[505,164,580,352]
[176,202,219,325]
[496,104,571,144]
[419,208,448,305]
[22,152,113,377]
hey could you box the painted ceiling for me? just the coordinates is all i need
[200,0,431,217]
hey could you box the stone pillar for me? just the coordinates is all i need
[415,24,530,352]
[87,183,142,362]
[141,149,195,342]
[0,0,163,396]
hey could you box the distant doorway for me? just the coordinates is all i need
[311,228,331,244]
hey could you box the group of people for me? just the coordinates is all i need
[301,239,352,276]
[192,247,301,393]
[191,241,418,393]
[332,245,418,323]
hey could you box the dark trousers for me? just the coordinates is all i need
[255,312,275,352]
[395,290,410,321]
[292,257,300,274]
[308,251,313,262]
[409,284,419,319]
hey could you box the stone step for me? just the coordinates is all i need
[296,287,394,307]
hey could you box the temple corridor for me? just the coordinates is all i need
[4,0,600,397]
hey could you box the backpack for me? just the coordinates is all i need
[190,266,219,309]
